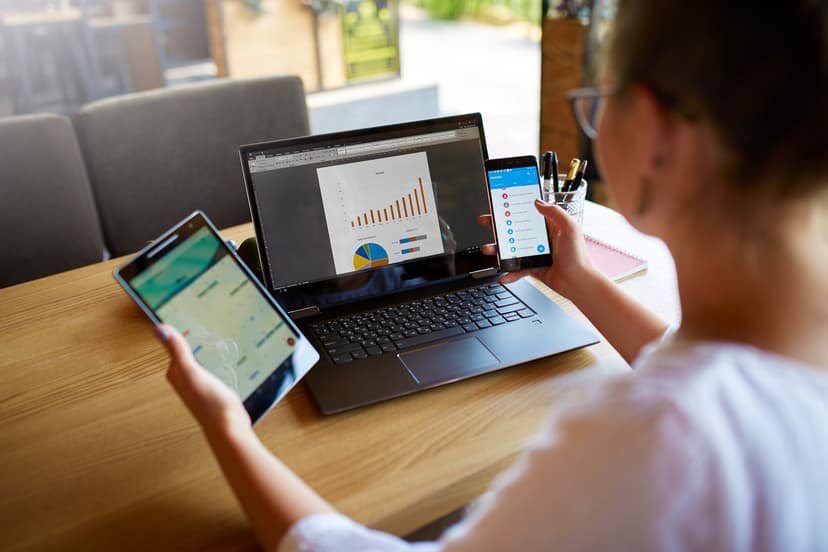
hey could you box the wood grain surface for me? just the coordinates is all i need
[0,202,678,551]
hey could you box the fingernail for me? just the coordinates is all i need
[155,325,170,341]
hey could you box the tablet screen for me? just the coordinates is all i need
[125,221,307,408]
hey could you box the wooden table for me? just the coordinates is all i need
[0,202,679,551]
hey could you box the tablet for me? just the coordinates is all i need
[114,211,319,423]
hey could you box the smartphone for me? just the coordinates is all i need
[114,211,319,424]
[484,156,552,271]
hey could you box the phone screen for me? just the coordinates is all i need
[487,165,550,261]
[127,225,301,402]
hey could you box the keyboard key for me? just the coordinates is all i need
[495,298,519,308]
[476,319,492,329]
[503,313,520,322]
[462,323,478,332]
[497,304,524,315]
[380,343,397,353]
[352,350,369,359]
[403,329,419,337]
[484,309,498,318]
[489,315,506,325]
[332,353,353,364]
[470,313,485,322]
[327,342,364,355]
[394,325,465,349]
[496,292,512,300]
[366,346,383,356]
[518,309,535,318]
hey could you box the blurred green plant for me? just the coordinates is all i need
[408,0,542,23]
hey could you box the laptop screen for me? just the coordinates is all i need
[241,114,495,312]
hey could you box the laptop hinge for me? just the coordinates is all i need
[289,305,320,319]
[470,267,498,279]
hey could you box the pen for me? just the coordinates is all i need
[562,158,580,193]
[541,151,553,196]
[551,152,559,194]
[572,159,588,192]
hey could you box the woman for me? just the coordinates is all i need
[156,0,828,549]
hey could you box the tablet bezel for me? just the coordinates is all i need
[113,210,319,423]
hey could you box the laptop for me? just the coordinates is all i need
[239,113,598,414]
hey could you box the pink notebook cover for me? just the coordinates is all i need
[585,235,648,281]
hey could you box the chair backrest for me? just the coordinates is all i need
[76,75,309,256]
[0,113,104,288]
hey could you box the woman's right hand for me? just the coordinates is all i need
[156,324,251,436]
[478,200,598,301]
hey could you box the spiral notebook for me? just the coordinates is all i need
[584,235,648,281]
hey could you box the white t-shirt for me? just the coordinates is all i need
[280,338,828,551]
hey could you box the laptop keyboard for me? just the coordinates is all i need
[310,283,535,364]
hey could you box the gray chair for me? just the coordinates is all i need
[0,113,105,287]
[76,75,309,256]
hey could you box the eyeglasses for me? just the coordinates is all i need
[566,87,618,140]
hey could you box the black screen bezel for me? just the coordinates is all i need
[239,113,495,313]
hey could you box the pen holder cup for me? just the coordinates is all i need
[544,176,587,228]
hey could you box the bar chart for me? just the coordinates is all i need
[317,152,445,275]
[349,178,429,228]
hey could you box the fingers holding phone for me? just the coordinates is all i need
[476,213,498,257]
[479,174,597,299]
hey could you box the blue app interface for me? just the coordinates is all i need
[487,166,550,260]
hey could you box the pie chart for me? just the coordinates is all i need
[353,243,389,270]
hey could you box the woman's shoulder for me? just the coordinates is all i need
[629,338,828,406]
[545,338,828,469]
[544,338,828,492]
[505,341,828,548]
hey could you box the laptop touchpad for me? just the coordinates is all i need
[399,337,501,386]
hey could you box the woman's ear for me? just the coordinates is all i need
[628,84,677,173]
